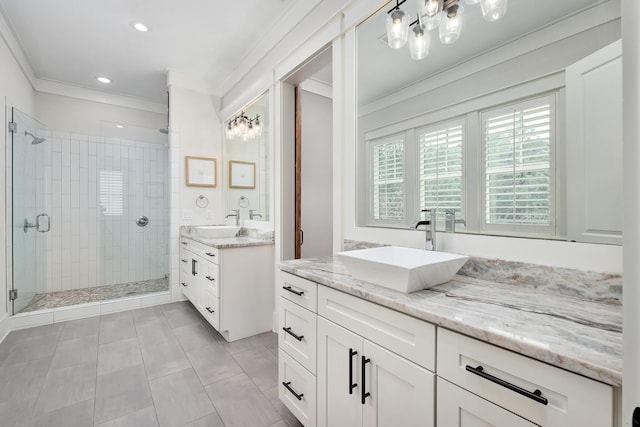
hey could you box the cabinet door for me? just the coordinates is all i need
[437,378,536,427]
[317,317,363,427]
[362,340,435,427]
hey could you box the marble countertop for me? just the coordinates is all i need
[180,232,274,249]
[280,257,623,387]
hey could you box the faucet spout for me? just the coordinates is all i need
[225,209,240,226]
[411,209,436,250]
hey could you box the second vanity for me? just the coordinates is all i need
[277,256,622,427]
[179,228,274,342]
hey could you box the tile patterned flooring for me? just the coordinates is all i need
[0,302,302,427]
[18,278,170,314]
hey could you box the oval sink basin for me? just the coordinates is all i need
[336,246,468,293]
[196,225,240,239]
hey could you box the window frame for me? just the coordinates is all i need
[480,93,557,237]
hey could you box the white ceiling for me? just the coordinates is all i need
[0,0,298,104]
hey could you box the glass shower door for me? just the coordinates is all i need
[10,107,49,314]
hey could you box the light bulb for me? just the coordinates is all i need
[439,4,464,44]
[254,117,262,136]
[386,9,409,49]
[409,25,430,60]
[480,0,507,22]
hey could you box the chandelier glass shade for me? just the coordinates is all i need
[226,112,263,140]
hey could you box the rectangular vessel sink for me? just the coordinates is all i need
[196,225,240,239]
[336,246,468,293]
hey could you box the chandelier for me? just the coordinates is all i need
[225,112,263,140]
[386,0,508,60]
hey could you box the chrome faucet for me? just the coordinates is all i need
[249,209,262,220]
[226,209,240,226]
[411,208,436,251]
[444,209,466,233]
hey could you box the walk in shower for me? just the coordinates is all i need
[8,108,170,315]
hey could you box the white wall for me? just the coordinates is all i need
[0,30,35,323]
[300,89,333,258]
[168,85,223,226]
[35,92,167,144]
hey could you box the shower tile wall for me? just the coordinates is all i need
[38,131,169,293]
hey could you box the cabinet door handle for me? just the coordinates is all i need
[282,285,304,296]
[361,356,371,404]
[181,259,188,263]
[205,276,215,282]
[192,259,198,276]
[282,327,304,342]
[205,252,216,257]
[180,282,187,287]
[205,307,215,314]
[282,381,304,401]
[349,348,358,395]
[465,365,548,406]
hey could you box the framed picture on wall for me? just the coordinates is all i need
[229,160,255,189]
[185,156,217,187]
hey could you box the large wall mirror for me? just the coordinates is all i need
[356,0,621,245]
[223,92,270,223]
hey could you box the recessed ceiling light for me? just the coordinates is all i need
[116,124,124,129]
[96,76,111,84]
[133,22,149,32]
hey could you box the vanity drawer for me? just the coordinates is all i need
[279,271,317,313]
[318,286,435,371]
[279,297,317,374]
[437,328,613,427]
[279,349,316,427]
[437,377,535,427]
[189,240,219,264]
[202,289,220,331]
[179,238,191,250]
[203,262,219,296]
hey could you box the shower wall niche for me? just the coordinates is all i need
[36,131,169,295]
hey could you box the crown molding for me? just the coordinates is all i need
[0,4,36,88]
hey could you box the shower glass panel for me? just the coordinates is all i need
[11,108,49,314]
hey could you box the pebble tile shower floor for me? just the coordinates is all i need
[0,301,302,427]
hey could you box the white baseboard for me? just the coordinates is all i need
[2,291,173,337]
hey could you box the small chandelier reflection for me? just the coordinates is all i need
[385,0,507,60]
[226,112,263,140]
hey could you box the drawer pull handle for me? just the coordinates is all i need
[180,282,187,287]
[282,327,304,342]
[181,241,188,245]
[361,356,371,404]
[349,348,358,395]
[282,285,304,296]
[205,307,215,314]
[465,365,548,406]
[206,252,216,257]
[206,276,215,282]
[282,381,304,401]
[181,259,188,263]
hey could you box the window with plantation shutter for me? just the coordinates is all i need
[370,135,405,221]
[418,121,464,225]
[482,95,555,230]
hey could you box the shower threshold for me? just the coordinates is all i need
[17,277,170,314]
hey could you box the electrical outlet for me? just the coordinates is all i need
[183,209,193,220]
[207,210,213,220]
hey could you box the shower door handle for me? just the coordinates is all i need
[36,213,50,233]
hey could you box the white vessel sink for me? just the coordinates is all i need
[336,246,469,293]
[196,225,240,238]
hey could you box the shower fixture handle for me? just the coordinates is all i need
[36,213,50,233]
[23,219,36,233]
[136,216,149,227]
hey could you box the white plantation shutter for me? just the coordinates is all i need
[371,135,405,221]
[418,121,464,223]
[483,95,554,228]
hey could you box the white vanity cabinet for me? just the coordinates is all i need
[179,237,273,341]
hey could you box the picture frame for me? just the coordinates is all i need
[185,156,217,187]
[229,160,256,189]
